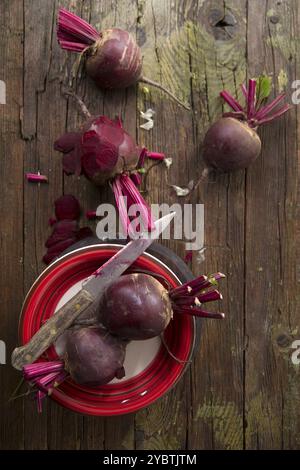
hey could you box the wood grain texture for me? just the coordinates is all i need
[0,0,299,450]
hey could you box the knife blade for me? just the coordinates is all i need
[11,212,175,370]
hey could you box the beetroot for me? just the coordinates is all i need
[54,106,158,234]
[193,77,291,191]
[22,326,127,411]
[57,8,189,109]
[203,117,262,172]
[99,272,225,341]
[64,327,126,386]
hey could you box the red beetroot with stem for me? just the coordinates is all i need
[56,8,189,110]
[22,327,127,412]
[192,77,291,193]
[54,95,161,235]
[99,272,225,340]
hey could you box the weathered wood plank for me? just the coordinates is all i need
[0,0,24,450]
[245,0,300,450]
[134,0,194,450]
[186,0,246,449]
[79,0,139,450]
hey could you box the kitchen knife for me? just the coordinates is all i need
[11,212,175,370]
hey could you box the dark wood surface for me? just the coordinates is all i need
[0,0,299,450]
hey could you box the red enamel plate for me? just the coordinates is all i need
[19,245,196,416]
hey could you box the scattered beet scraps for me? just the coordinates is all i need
[43,195,93,265]
[25,172,48,183]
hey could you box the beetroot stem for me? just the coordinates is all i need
[247,79,256,119]
[160,334,192,364]
[174,289,222,306]
[86,210,97,220]
[169,275,208,298]
[63,89,91,119]
[26,172,48,183]
[173,305,225,319]
[57,8,100,52]
[187,167,211,201]
[112,177,134,239]
[139,76,190,110]
[254,93,286,120]
[120,174,155,232]
[241,83,248,99]
[256,104,292,125]
[220,90,244,112]
[146,151,165,160]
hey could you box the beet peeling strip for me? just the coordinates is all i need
[54,99,159,236]
[191,77,292,194]
[56,8,189,110]
[43,194,93,264]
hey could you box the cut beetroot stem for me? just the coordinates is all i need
[112,177,134,238]
[35,372,63,392]
[220,91,244,112]
[169,275,208,298]
[198,289,223,303]
[119,174,155,232]
[175,289,222,307]
[23,361,64,380]
[36,390,46,413]
[146,151,165,160]
[57,8,100,52]
[256,104,292,125]
[221,81,291,127]
[241,83,248,99]
[52,371,69,389]
[137,147,148,169]
[173,305,225,319]
[86,210,97,220]
[170,272,225,299]
[26,173,48,183]
[247,79,256,119]
[130,173,142,186]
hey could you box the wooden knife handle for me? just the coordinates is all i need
[11,289,94,370]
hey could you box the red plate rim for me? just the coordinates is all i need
[19,244,196,416]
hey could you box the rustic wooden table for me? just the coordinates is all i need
[0,0,299,450]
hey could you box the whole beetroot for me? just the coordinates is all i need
[203,117,262,172]
[65,327,126,387]
[99,272,225,341]
[57,8,189,109]
[191,77,291,194]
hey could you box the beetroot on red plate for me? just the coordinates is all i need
[56,8,189,109]
[22,326,127,411]
[64,327,126,387]
[99,272,225,340]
